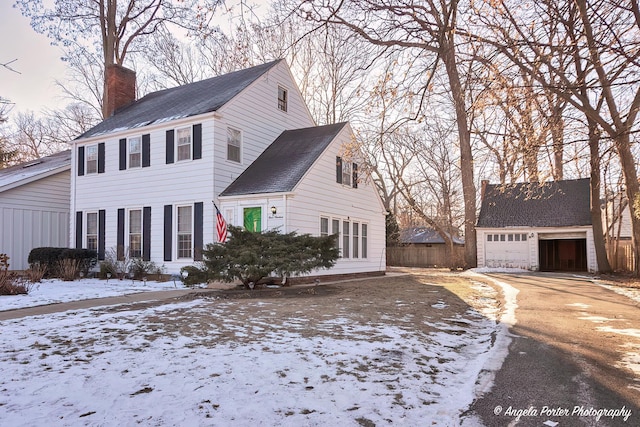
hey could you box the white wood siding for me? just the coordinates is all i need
[71,61,316,274]
[287,126,386,275]
[213,61,316,198]
[1,171,70,270]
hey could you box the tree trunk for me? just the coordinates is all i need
[615,133,640,274]
[441,39,477,267]
[588,121,611,273]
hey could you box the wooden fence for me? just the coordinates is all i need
[607,240,635,272]
[386,245,465,268]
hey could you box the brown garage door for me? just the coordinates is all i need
[539,239,587,271]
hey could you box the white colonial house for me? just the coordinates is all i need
[476,178,598,273]
[70,60,386,278]
[0,150,71,270]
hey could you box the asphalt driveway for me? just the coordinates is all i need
[467,272,640,426]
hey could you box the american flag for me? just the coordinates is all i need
[215,204,228,243]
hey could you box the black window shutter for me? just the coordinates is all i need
[98,209,106,261]
[119,138,127,170]
[166,130,175,164]
[143,207,152,261]
[98,142,105,173]
[336,156,343,184]
[75,211,83,248]
[352,163,358,188]
[117,208,125,260]
[194,202,204,261]
[77,147,85,176]
[193,124,202,160]
[164,205,172,261]
[142,134,151,167]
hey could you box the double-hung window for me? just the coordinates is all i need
[129,137,141,168]
[177,206,193,258]
[86,145,98,174]
[342,161,352,186]
[362,224,368,258]
[352,222,359,258]
[342,221,350,259]
[177,127,192,161]
[278,86,288,112]
[320,217,329,237]
[86,212,98,250]
[227,127,241,163]
[129,209,142,258]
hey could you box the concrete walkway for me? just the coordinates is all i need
[0,289,196,321]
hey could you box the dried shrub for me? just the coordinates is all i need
[58,258,80,281]
[0,254,33,295]
[26,262,47,283]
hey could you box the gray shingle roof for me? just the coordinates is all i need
[78,60,283,139]
[220,122,347,197]
[400,227,464,245]
[476,178,592,228]
[0,150,71,192]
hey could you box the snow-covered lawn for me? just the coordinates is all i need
[0,273,511,426]
[0,278,186,311]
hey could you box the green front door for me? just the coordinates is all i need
[243,207,262,232]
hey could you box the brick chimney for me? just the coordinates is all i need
[104,64,136,117]
[481,179,489,201]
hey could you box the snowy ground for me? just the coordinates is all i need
[0,278,187,311]
[0,272,510,426]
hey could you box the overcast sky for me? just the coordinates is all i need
[0,2,67,115]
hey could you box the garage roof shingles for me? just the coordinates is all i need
[477,178,592,228]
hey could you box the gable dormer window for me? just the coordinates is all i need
[278,86,288,112]
[177,127,192,161]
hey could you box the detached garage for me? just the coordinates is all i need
[476,178,597,273]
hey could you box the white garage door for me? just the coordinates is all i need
[485,232,530,269]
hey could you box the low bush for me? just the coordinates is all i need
[25,262,47,283]
[27,247,97,279]
[0,254,33,295]
[129,258,165,280]
[60,248,97,276]
[28,247,66,277]
[180,265,209,288]
[58,258,81,281]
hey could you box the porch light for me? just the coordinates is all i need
[271,206,277,215]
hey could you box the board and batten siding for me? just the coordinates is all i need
[71,61,315,274]
[1,171,70,270]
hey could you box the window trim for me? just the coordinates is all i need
[227,127,242,164]
[86,212,98,251]
[86,145,98,175]
[128,208,143,258]
[176,126,192,162]
[176,205,193,259]
[128,136,142,169]
[278,85,288,112]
